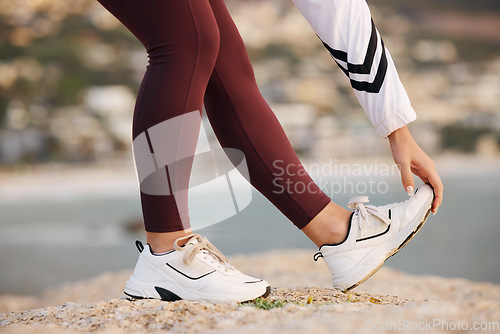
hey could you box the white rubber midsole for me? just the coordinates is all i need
[124,274,268,302]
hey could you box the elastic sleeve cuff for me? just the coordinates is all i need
[375,105,417,138]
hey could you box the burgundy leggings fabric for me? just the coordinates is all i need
[97,0,331,232]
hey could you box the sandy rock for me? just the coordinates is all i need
[1,250,499,333]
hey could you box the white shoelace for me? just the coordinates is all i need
[314,197,393,259]
[347,196,391,231]
[174,234,234,272]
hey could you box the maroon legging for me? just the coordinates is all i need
[97,0,331,232]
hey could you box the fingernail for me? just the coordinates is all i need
[433,206,439,215]
[406,186,414,196]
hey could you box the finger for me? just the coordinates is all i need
[427,173,443,214]
[400,163,415,196]
[411,167,428,184]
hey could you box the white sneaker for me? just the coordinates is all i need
[315,184,434,291]
[124,234,270,302]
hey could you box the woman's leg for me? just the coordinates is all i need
[97,0,220,251]
[201,0,436,294]
[203,0,351,244]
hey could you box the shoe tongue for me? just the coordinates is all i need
[355,208,391,238]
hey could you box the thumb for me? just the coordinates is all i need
[400,163,415,196]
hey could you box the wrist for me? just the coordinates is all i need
[388,125,410,143]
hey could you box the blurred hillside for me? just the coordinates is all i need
[0,0,499,166]
[373,0,500,61]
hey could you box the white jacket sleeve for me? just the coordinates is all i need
[292,0,416,138]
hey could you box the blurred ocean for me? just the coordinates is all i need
[0,157,499,295]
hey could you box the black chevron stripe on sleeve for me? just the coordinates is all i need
[322,41,347,62]
[347,20,378,74]
[319,19,388,93]
[349,39,388,93]
[334,60,349,77]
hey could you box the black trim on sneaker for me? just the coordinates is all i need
[166,263,216,280]
[318,212,354,251]
[135,240,144,253]
[124,291,146,300]
[244,279,264,284]
[388,209,392,220]
[356,224,391,242]
[154,287,182,301]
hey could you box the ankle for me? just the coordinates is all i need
[325,215,351,244]
[302,202,352,248]
[147,229,193,253]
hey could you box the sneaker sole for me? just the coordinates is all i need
[343,194,434,292]
[124,285,271,303]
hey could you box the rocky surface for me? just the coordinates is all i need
[1,250,499,333]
